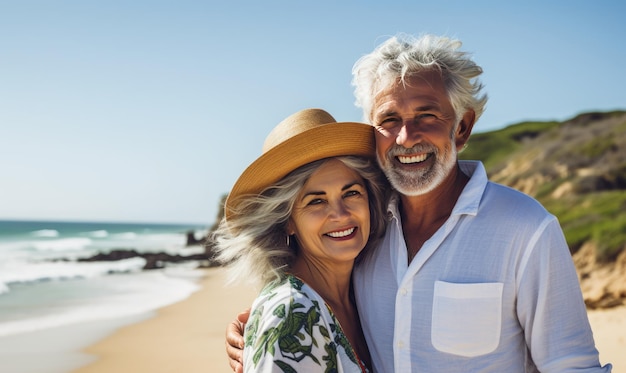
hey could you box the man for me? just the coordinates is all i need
[226,34,611,372]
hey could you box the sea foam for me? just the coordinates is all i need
[0,269,201,337]
[32,237,93,252]
[0,257,146,292]
[84,230,109,238]
[30,229,59,238]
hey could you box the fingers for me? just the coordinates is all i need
[237,308,251,324]
[227,356,243,373]
[226,342,244,373]
[226,317,245,372]
[226,318,245,349]
[225,308,251,372]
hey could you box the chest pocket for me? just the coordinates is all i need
[431,280,503,357]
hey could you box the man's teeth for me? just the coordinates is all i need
[397,154,428,164]
[327,228,355,238]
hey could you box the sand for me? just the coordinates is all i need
[587,306,626,371]
[72,267,624,372]
[72,267,258,373]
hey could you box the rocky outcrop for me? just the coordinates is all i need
[78,249,218,269]
[186,230,206,246]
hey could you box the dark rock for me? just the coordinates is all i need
[186,230,206,246]
[77,249,219,269]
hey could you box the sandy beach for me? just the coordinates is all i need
[587,306,626,371]
[72,267,259,373]
[72,267,625,373]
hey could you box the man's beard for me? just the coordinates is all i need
[378,141,457,196]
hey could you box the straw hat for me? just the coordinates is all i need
[225,108,375,221]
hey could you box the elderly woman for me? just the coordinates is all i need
[212,108,389,372]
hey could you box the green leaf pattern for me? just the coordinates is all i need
[244,275,367,372]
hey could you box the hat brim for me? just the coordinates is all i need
[225,122,375,221]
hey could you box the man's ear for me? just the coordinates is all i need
[455,109,476,151]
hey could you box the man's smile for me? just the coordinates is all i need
[397,153,430,164]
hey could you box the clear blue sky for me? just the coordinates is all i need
[1,1,624,225]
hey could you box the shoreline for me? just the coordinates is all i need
[71,267,259,373]
[0,313,152,373]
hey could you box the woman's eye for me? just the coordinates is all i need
[307,198,324,206]
[344,190,361,198]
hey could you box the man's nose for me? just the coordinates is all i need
[396,120,421,148]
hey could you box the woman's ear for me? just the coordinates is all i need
[286,220,295,236]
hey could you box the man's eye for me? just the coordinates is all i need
[379,118,397,126]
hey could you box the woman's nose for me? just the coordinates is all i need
[328,200,350,219]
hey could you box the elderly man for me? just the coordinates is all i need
[226,34,611,372]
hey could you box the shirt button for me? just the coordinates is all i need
[397,341,405,349]
[400,288,407,296]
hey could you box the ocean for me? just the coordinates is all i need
[0,219,210,372]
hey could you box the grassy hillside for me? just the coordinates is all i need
[461,110,626,263]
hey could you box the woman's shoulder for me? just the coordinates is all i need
[246,274,332,352]
[252,274,323,315]
[244,275,345,369]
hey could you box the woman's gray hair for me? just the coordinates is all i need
[352,33,488,124]
[212,156,390,287]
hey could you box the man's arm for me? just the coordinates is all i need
[226,310,250,373]
[518,218,611,371]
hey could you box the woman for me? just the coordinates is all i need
[213,108,389,372]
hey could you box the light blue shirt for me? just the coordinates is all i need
[354,161,611,372]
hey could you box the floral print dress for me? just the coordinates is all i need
[244,274,369,373]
